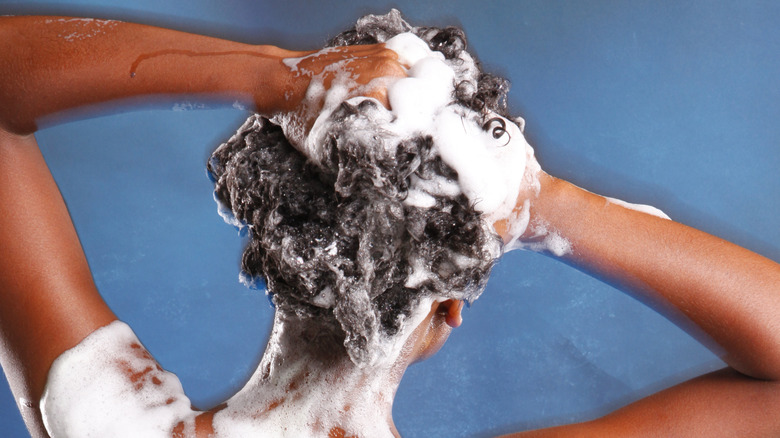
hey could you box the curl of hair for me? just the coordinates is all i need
[209,10,507,366]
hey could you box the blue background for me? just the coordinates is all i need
[1,1,778,436]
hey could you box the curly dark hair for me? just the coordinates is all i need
[208,9,509,366]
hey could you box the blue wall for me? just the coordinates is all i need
[1,1,778,436]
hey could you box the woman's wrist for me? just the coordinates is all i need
[495,169,609,258]
[250,45,310,114]
[493,171,571,254]
[517,173,578,256]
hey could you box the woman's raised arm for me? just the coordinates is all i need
[0,15,401,135]
[501,171,780,436]
[0,128,117,437]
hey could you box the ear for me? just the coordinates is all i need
[513,116,526,133]
[438,299,463,328]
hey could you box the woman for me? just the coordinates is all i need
[1,11,779,438]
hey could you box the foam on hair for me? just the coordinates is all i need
[208,9,508,366]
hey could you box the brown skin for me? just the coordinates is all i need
[1,15,779,438]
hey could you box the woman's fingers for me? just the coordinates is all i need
[350,54,406,108]
[285,43,406,121]
[291,44,403,79]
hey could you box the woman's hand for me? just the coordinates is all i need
[272,44,406,153]
[280,44,406,110]
[0,17,403,135]
[490,141,547,252]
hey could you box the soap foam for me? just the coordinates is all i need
[281,31,532,228]
[44,17,119,43]
[279,29,538,260]
[606,196,671,220]
[41,321,195,437]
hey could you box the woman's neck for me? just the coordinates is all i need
[213,310,409,438]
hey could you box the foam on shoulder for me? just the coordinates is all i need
[41,320,195,437]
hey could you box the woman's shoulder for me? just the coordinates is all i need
[41,320,198,437]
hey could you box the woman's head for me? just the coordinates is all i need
[208,10,516,367]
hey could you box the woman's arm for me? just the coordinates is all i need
[0,16,401,135]
[0,130,117,437]
[0,16,401,436]
[501,172,780,436]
